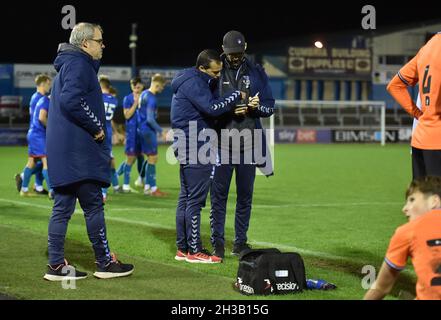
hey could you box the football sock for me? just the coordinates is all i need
[111,168,119,187]
[21,167,33,191]
[116,161,125,176]
[146,164,156,189]
[124,164,132,185]
[42,169,52,192]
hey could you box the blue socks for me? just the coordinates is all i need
[111,168,119,187]
[117,162,126,176]
[21,167,33,191]
[33,162,44,187]
[42,169,52,192]
[145,164,156,189]
[124,164,132,185]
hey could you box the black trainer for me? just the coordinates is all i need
[43,260,87,281]
[231,243,252,256]
[212,245,225,260]
[14,174,22,192]
[93,253,134,279]
[33,186,49,195]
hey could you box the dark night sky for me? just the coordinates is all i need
[1,0,440,67]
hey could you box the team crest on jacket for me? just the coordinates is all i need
[243,76,250,89]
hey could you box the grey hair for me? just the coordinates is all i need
[69,23,103,47]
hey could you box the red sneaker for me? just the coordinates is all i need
[174,250,187,261]
[149,189,168,197]
[185,251,222,264]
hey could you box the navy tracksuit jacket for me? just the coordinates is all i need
[171,67,241,253]
[210,56,275,247]
[46,43,112,267]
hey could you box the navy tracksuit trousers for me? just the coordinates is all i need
[176,164,214,254]
[210,163,256,247]
[47,180,112,267]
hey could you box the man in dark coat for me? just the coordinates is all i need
[44,23,133,281]
[210,31,275,259]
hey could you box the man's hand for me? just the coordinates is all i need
[134,93,141,109]
[94,129,105,142]
[235,106,248,116]
[248,93,260,110]
[160,130,168,142]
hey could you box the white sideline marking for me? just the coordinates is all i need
[254,202,402,209]
[0,199,168,214]
[0,197,415,275]
[0,224,233,282]
[251,241,360,263]
[108,207,169,212]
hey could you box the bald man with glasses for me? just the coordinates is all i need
[45,22,134,281]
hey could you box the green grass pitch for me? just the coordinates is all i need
[0,144,417,299]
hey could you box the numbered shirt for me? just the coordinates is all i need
[385,209,441,300]
[102,93,119,130]
[394,33,441,149]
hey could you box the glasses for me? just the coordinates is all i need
[88,38,104,45]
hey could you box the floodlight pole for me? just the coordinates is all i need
[129,23,138,77]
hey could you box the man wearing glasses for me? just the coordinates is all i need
[45,22,134,281]
[210,31,275,259]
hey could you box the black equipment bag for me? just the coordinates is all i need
[234,248,307,295]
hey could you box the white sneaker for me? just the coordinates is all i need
[122,184,131,193]
[134,177,144,187]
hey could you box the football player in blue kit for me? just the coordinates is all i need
[99,76,121,201]
[116,77,146,192]
[16,74,51,196]
[23,92,53,198]
[138,73,167,197]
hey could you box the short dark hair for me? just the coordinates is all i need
[109,86,117,96]
[99,75,111,88]
[130,77,143,86]
[406,176,441,199]
[196,49,221,69]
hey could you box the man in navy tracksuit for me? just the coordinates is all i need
[171,49,244,264]
[210,31,275,259]
[45,23,133,281]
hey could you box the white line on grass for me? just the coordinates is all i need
[253,202,402,209]
[107,207,170,212]
[0,197,395,265]
[0,199,362,263]
[0,223,233,282]
[1,197,416,277]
